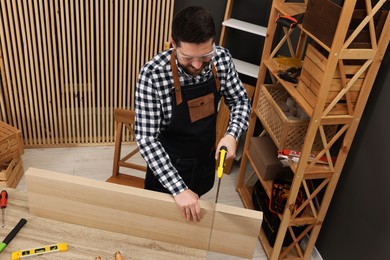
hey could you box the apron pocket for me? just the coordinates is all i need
[187,92,215,123]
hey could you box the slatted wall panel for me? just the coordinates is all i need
[0,0,174,147]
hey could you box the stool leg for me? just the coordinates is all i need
[112,121,123,177]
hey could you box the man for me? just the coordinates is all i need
[135,6,251,222]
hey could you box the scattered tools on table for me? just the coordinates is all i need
[277,67,301,83]
[1,190,8,228]
[215,146,228,203]
[0,218,27,253]
[11,242,68,260]
[275,14,298,29]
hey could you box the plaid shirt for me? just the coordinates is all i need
[135,46,251,195]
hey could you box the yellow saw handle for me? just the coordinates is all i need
[217,146,228,179]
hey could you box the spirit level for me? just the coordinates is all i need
[11,242,68,260]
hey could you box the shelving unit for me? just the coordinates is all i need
[237,0,390,259]
[216,0,269,173]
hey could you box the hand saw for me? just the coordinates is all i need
[215,146,228,203]
[207,146,228,255]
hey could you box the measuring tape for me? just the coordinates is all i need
[11,242,68,260]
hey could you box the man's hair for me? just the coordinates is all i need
[171,6,215,46]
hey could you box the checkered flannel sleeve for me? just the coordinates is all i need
[215,47,251,141]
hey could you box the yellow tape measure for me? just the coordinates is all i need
[11,242,68,260]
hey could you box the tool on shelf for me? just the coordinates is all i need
[275,14,298,29]
[278,149,337,165]
[215,146,228,203]
[277,67,301,84]
[0,218,27,253]
[11,242,68,260]
[0,190,7,228]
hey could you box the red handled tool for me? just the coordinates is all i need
[275,14,298,29]
[0,190,7,228]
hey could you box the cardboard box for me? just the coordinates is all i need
[248,135,281,181]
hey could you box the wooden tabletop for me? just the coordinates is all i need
[0,189,207,260]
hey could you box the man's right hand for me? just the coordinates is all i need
[174,189,201,222]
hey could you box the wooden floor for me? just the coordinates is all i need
[17,144,267,260]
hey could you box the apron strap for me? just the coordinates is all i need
[211,63,221,92]
[171,51,221,106]
[170,52,183,105]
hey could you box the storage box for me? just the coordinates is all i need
[255,84,337,151]
[249,135,281,181]
[0,157,24,188]
[302,0,388,48]
[0,121,24,165]
[297,43,364,115]
[0,122,24,188]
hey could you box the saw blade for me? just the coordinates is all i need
[214,178,222,203]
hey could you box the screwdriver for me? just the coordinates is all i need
[0,190,7,228]
[215,146,228,203]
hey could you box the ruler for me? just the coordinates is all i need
[11,242,68,259]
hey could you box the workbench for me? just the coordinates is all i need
[0,189,207,259]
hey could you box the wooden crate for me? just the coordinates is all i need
[297,43,365,115]
[0,157,24,188]
[255,84,337,151]
[302,0,388,48]
[0,121,24,165]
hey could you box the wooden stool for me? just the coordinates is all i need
[106,109,146,188]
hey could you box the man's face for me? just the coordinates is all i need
[174,38,214,77]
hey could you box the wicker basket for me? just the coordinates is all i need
[255,84,337,151]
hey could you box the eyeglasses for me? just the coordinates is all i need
[176,46,215,63]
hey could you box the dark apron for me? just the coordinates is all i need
[145,52,221,196]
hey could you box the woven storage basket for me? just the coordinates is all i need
[255,84,337,151]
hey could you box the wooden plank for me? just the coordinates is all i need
[25,168,262,258]
[2,189,207,259]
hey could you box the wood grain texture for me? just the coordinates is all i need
[0,189,206,259]
[25,168,262,258]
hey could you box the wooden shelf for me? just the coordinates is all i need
[237,186,255,210]
[222,18,267,36]
[263,59,314,118]
[274,2,306,16]
[237,1,389,259]
[263,59,352,117]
